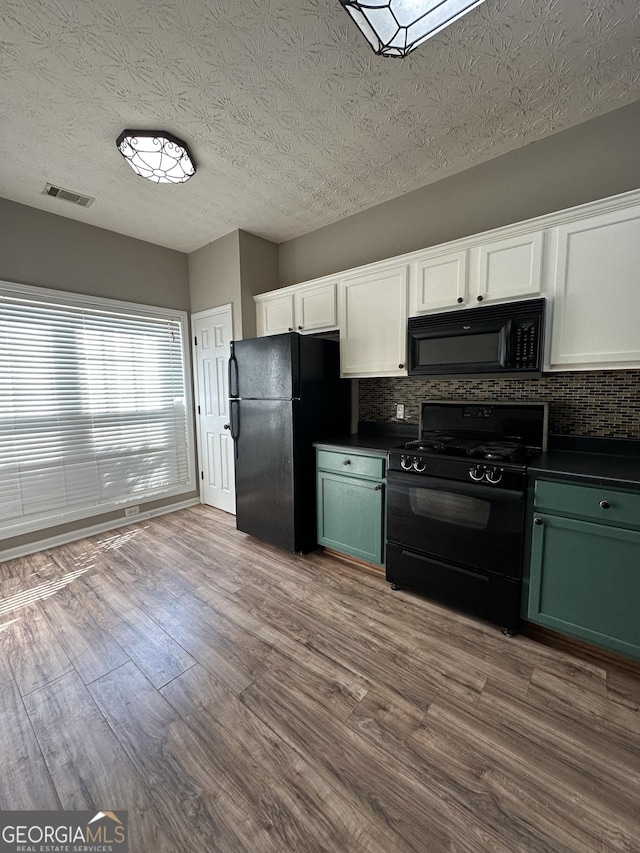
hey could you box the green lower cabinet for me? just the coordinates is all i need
[316,470,385,566]
[528,512,640,660]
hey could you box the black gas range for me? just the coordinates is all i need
[390,434,540,490]
[386,401,548,633]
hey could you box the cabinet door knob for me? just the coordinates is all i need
[298,325,303,330]
[599,500,610,509]
[288,327,293,331]
[398,363,404,369]
[456,297,464,304]
[343,459,351,465]
[223,423,230,430]
[534,517,543,525]
[373,485,382,491]
[477,295,484,302]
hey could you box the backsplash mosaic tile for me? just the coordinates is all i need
[359,370,640,438]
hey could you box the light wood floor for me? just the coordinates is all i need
[1,505,640,852]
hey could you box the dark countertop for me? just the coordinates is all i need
[529,435,640,489]
[529,452,640,489]
[314,422,416,458]
[313,433,406,458]
[315,427,640,488]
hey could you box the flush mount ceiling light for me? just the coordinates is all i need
[339,0,486,57]
[116,130,196,183]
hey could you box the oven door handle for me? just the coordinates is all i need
[387,470,524,502]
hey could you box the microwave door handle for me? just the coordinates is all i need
[499,319,512,367]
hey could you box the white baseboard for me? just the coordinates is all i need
[0,498,199,563]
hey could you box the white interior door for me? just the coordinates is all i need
[192,305,236,514]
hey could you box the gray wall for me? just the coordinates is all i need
[0,197,190,310]
[238,230,279,339]
[0,197,197,557]
[188,229,278,340]
[189,230,242,337]
[278,100,640,286]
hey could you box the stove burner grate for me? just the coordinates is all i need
[468,441,525,462]
[404,435,456,452]
[399,436,532,463]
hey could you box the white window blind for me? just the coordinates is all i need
[0,281,194,536]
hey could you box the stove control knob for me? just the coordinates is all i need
[400,456,413,471]
[413,459,426,473]
[485,467,503,484]
[469,465,485,482]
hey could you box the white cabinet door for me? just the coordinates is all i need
[256,293,294,336]
[339,266,408,378]
[475,231,543,304]
[257,282,337,336]
[409,233,542,315]
[410,250,467,313]
[549,206,640,370]
[294,282,337,333]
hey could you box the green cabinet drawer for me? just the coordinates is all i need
[317,471,384,565]
[528,512,640,660]
[316,449,385,479]
[534,479,640,530]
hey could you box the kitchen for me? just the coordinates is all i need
[246,191,640,650]
[2,1,640,851]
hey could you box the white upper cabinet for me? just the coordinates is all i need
[255,189,640,375]
[409,230,543,316]
[410,250,468,313]
[257,292,295,336]
[294,282,337,333]
[339,265,408,378]
[548,204,640,370]
[475,231,543,304]
[256,281,337,336]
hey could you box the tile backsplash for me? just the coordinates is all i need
[359,370,640,438]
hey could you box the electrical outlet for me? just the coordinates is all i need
[124,505,140,517]
[395,403,405,420]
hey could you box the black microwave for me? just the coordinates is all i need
[407,298,545,378]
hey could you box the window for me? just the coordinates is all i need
[0,281,195,536]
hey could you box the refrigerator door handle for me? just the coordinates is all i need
[230,399,240,457]
[229,342,239,399]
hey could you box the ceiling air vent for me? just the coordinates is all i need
[43,183,95,208]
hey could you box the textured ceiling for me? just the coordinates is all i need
[1,0,639,253]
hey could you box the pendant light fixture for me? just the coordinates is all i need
[339,0,486,57]
[116,130,196,183]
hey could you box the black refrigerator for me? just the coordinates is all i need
[229,332,351,553]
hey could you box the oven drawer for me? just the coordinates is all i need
[316,449,385,479]
[534,480,640,529]
[386,543,521,632]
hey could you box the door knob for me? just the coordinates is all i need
[223,423,230,429]
[477,295,484,302]
[456,297,464,304]
[534,518,543,525]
